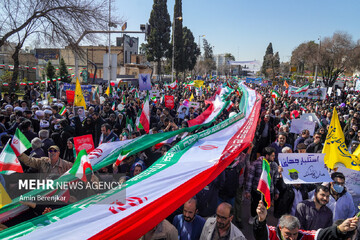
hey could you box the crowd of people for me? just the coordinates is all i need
[0,78,359,239]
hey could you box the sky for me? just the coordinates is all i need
[111,0,360,63]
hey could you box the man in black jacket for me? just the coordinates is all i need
[256,114,275,154]
[254,200,358,240]
[274,169,316,218]
[92,112,106,147]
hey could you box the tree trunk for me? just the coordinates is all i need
[10,44,21,95]
[157,59,161,82]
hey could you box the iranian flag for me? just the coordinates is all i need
[169,80,177,89]
[284,102,289,108]
[151,96,157,103]
[126,116,134,133]
[257,158,271,209]
[115,152,130,166]
[226,101,234,112]
[135,108,144,131]
[10,129,31,157]
[0,84,261,240]
[59,106,67,116]
[0,139,23,174]
[271,90,280,99]
[139,92,150,133]
[300,104,306,111]
[187,86,233,127]
[295,83,310,93]
[68,149,92,182]
[112,102,116,111]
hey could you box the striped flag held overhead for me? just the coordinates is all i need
[257,158,271,209]
[226,101,234,112]
[295,83,310,94]
[59,106,67,116]
[10,129,31,157]
[68,149,92,182]
[0,139,23,174]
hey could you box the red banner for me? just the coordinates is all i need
[66,90,75,105]
[73,134,95,154]
[164,95,174,110]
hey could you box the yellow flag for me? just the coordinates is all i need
[193,80,204,88]
[105,84,112,96]
[0,183,11,208]
[189,93,194,101]
[74,78,87,110]
[353,144,360,156]
[322,107,360,171]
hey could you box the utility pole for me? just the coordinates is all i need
[108,0,111,88]
[314,36,321,87]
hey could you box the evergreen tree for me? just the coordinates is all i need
[261,42,275,78]
[46,61,56,82]
[59,57,70,83]
[173,0,184,77]
[183,27,200,72]
[146,0,171,80]
[202,39,216,74]
[273,52,280,75]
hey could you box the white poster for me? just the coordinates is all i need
[279,153,332,184]
[355,80,360,91]
[290,119,316,136]
[189,101,200,109]
[336,165,360,208]
[300,113,322,127]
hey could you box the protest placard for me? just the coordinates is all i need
[336,165,360,208]
[189,101,200,109]
[290,119,316,135]
[288,86,327,100]
[164,96,174,110]
[74,134,95,154]
[63,83,92,103]
[279,153,331,184]
[138,74,151,91]
[300,113,322,127]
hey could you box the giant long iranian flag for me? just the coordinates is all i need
[0,85,232,224]
[0,83,261,239]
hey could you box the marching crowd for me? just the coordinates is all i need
[0,79,359,239]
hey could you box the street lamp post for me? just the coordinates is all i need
[172,16,182,83]
[314,36,321,87]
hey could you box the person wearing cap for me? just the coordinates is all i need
[18,145,73,180]
[324,172,357,222]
